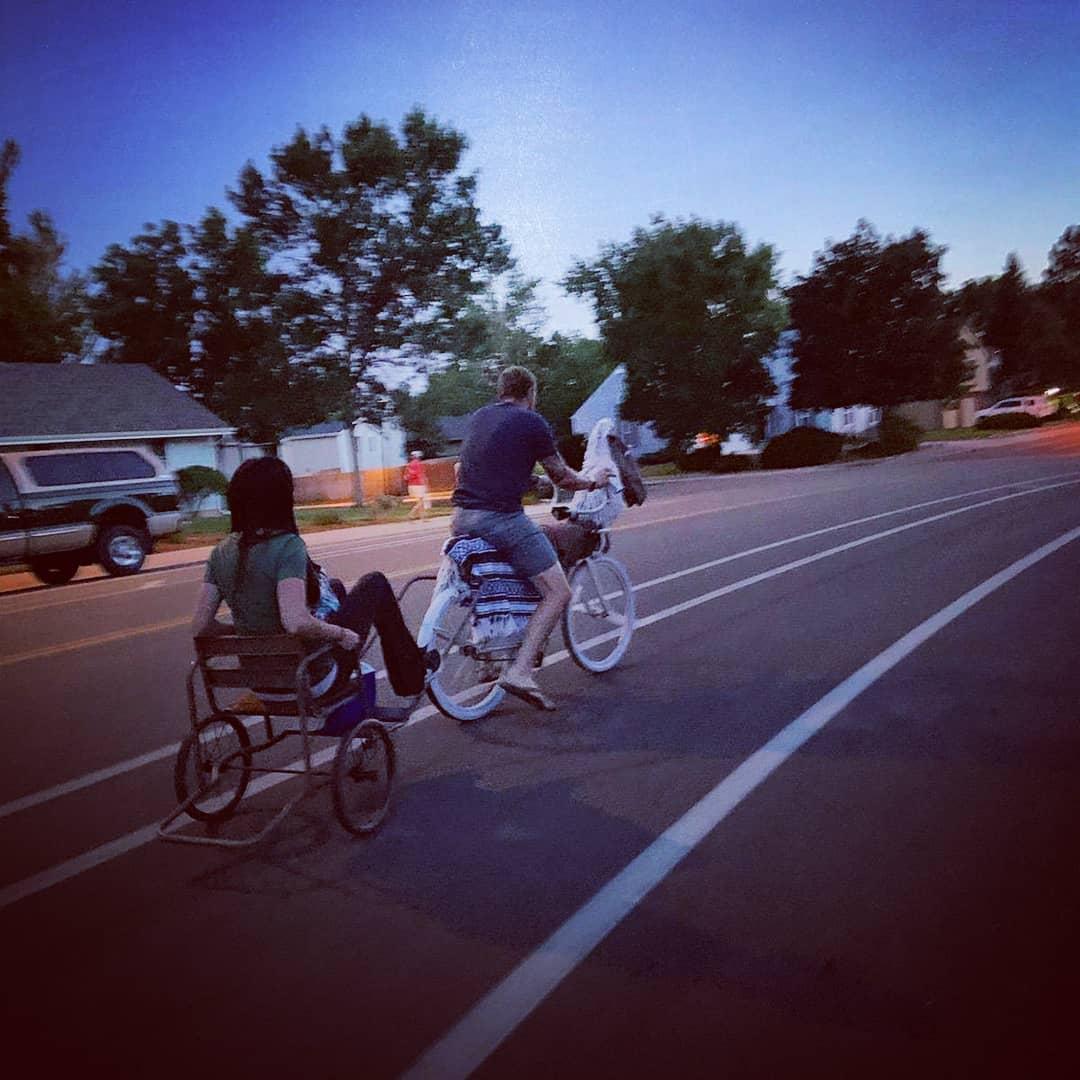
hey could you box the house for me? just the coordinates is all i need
[218,418,407,479]
[895,327,1000,431]
[0,362,234,474]
[566,344,882,458]
[774,325,999,436]
[756,333,882,444]
[570,365,668,456]
[436,415,471,456]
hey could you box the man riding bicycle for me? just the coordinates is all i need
[451,365,612,711]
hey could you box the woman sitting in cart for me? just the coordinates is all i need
[190,456,432,698]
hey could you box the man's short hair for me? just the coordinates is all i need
[497,365,537,401]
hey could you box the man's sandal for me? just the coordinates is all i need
[498,677,557,712]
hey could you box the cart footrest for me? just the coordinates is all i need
[369,704,411,724]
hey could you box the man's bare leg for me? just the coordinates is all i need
[499,563,570,709]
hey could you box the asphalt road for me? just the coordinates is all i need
[3,427,1080,1078]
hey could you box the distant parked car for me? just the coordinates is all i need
[975,395,1057,422]
[0,447,186,585]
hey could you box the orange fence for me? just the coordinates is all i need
[293,457,458,505]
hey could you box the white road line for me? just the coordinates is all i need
[3,473,1078,819]
[612,469,1079,538]
[2,484,1077,911]
[0,669,392,823]
[402,522,1080,1080]
[625,470,1080,589]
[0,470,1071,617]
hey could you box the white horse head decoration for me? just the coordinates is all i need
[568,417,626,528]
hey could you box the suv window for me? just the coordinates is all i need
[995,399,1021,408]
[25,451,157,487]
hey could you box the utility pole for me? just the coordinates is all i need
[347,416,364,507]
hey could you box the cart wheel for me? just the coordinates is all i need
[174,712,252,823]
[332,720,394,835]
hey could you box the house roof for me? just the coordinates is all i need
[281,420,348,440]
[0,363,233,444]
[437,414,471,442]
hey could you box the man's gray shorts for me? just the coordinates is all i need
[450,508,558,578]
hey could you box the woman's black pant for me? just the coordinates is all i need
[328,571,426,696]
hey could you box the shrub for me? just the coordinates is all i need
[677,445,757,473]
[176,465,228,511]
[975,412,1041,430]
[877,413,922,455]
[761,426,844,469]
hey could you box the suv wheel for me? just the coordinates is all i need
[98,524,147,576]
[29,554,81,586]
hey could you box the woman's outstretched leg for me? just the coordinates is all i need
[332,572,426,695]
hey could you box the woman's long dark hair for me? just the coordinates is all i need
[226,456,299,589]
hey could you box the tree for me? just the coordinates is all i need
[564,216,784,448]
[983,252,1074,394]
[394,274,614,452]
[90,221,195,380]
[530,334,613,440]
[1041,226,1080,389]
[1045,225,1080,286]
[788,221,966,410]
[187,208,351,443]
[229,109,511,497]
[393,275,541,454]
[0,139,87,362]
[90,211,350,443]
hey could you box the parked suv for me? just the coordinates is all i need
[975,394,1057,422]
[0,447,186,585]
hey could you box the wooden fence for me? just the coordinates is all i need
[293,456,457,505]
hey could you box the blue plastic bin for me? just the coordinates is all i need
[319,663,377,736]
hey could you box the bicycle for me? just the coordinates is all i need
[411,488,635,722]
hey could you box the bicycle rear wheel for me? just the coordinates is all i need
[417,587,506,722]
[563,555,635,673]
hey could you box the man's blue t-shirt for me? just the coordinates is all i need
[452,401,558,513]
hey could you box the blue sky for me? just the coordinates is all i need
[3,0,1077,336]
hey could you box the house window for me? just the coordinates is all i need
[843,407,856,429]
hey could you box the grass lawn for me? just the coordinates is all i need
[156,500,455,550]
[920,427,1020,441]
[922,417,1079,441]
[640,461,682,478]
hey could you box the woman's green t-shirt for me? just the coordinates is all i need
[205,532,308,634]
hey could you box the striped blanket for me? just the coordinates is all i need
[440,535,541,647]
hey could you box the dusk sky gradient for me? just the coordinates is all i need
[3,0,1078,336]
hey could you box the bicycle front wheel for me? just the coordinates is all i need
[417,587,506,722]
[563,555,635,673]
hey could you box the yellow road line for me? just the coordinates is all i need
[1,617,190,667]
